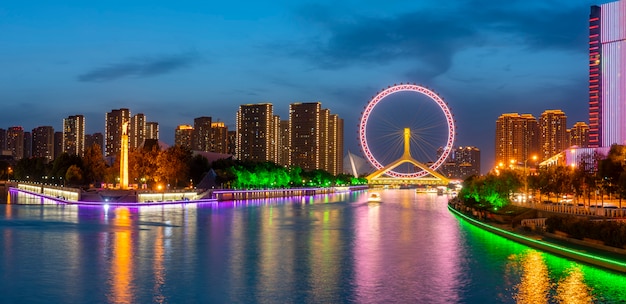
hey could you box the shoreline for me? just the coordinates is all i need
[448,203,626,273]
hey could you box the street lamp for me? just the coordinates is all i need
[524,155,537,203]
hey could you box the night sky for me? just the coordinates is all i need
[0,1,607,172]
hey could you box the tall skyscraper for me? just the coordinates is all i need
[129,113,146,149]
[105,108,130,157]
[227,130,236,155]
[236,103,276,162]
[211,121,228,154]
[193,116,212,152]
[63,115,85,156]
[6,126,24,160]
[32,126,55,162]
[279,120,290,166]
[589,1,626,147]
[54,132,63,159]
[288,102,343,173]
[175,125,194,149]
[437,146,481,179]
[289,102,321,170]
[539,110,567,161]
[328,114,344,176]
[495,113,539,167]
[23,131,32,159]
[145,122,159,140]
[569,121,590,148]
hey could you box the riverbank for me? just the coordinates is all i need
[7,182,369,206]
[448,200,626,273]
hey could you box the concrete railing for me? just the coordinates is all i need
[530,203,626,218]
[521,218,547,229]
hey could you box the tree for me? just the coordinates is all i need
[189,154,211,186]
[156,146,192,188]
[82,144,106,186]
[65,165,83,186]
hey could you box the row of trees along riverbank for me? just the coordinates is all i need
[2,144,367,189]
[462,144,626,208]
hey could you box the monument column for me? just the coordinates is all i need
[120,122,129,189]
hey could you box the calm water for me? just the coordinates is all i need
[1,189,625,303]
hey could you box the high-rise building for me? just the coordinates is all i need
[437,146,481,179]
[236,103,275,162]
[227,130,236,155]
[539,110,567,161]
[85,133,104,152]
[279,120,290,166]
[174,125,194,149]
[105,108,130,157]
[54,132,63,159]
[23,132,32,159]
[211,121,229,154]
[193,116,212,152]
[288,102,343,173]
[589,1,626,147]
[328,114,344,176]
[6,126,24,160]
[63,114,85,156]
[32,126,55,162]
[495,113,539,167]
[289,102,321,170]
[145,122,159,140]
[569,121,589,148]
[129,113,146,149]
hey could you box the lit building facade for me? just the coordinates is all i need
[589,1,626,147]
[32,126,55,162]
[290,102,321,170]
[279,120,290,166]
[236,103,275,162]
[6,126,24,160]
[105,108,130,157]
[495,113,539,167]
[23,132,32,159]
[174,125,194,149]
[438,146,481,179]
[227,130,236,155]
[289,102,343,174]
[539,110,567,161]
[211,121,229,154]
[193,116,212,152]
[569,121,589,148]
[54,132,63,159]
[63,115,85,156]
[145,122,159,140]
[129,113,146,149]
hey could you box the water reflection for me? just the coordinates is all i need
[512,250,550,303]
[108,207,134,304]
[1,189,625,303]
[555,266,594,303]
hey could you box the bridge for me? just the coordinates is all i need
[366,128,450,186]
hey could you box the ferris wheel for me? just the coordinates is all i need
[359,84,455,178]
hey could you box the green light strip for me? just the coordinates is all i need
[448,205,626,272]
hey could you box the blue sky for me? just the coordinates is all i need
[0,0,607,171]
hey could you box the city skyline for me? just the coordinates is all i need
[1,1,608,171]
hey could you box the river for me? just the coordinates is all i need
[0,189,624,303]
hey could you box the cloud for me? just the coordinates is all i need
[285,1,588,79]
[77,52,200,82]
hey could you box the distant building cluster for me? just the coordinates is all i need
[1,102,344,176]
[437,146,481,180]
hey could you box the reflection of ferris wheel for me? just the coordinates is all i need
[359,84,455,178]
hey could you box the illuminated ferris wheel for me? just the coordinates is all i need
[359,84,455,178]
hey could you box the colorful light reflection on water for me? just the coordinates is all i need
[0,189,624,303]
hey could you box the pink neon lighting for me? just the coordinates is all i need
[358,84,455,178]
